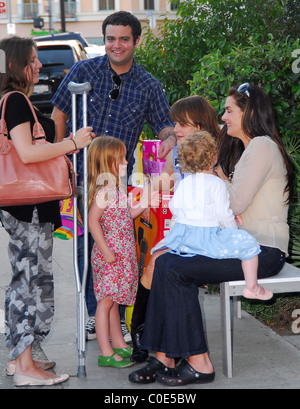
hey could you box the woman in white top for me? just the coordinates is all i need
[129,84,294,386]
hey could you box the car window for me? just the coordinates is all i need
[38,46,75,69]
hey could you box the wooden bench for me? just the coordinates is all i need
[220,262,300,378]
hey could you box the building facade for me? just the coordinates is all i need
[0,0,180,43]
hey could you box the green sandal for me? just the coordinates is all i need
[98,353,133,368]
[112,346,132,358]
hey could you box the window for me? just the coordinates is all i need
[144,0,154,10]
[171,0,180,10]
[64,0,76,19]
[37,46,76,70]
[99,0,115,10]
[23,0,38,19]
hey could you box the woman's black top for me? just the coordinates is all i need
[0,92,61,230]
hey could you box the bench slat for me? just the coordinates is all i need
[227,263,300,296]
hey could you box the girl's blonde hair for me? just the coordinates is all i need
[88,136,126,209]
[0,36,37,97]
[178,131,218,174]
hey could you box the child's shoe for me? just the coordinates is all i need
[98,353,134,368]
[243,285,273,300]
[113,346,132,358]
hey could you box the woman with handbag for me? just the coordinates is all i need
[0,36,93,387]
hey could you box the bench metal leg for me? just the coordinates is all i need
[220,282,233,378]
[233,296,242,319]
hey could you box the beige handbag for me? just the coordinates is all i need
[0,91,74,206]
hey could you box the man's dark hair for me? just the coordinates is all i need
[102,11,142,44]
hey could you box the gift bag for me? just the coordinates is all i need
[54,197,84,240]
[142,140,166,181]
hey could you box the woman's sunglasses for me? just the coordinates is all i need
[237,83,250,97]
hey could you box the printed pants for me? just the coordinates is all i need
[0,209,54,360]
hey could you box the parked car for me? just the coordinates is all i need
[30,40,88,114]
[33,32,90,48]
[84,45,106,58]
[34,32,105,59]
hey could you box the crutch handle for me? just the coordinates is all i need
[68,81,92,94]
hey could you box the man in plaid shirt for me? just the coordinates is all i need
[51,11,175,341]
[52,12,175,183]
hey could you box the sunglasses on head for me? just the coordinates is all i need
[109,74,122,100]
[237,83,250,97]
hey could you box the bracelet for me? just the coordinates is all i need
[71,138,78,151]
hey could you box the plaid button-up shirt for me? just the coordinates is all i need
[52,55,173,183]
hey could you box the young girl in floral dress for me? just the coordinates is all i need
[88,136,159,368]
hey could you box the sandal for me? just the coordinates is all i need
[128,356,173,384]
[98,353,133,368]
[243,285,273,301]
[112,346,132,358]
[157,359,215,386]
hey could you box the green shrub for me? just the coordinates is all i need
[136,1,300,264]
[242,294,300,331]
[189,36,299,137]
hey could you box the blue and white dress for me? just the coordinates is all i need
[165,173,261,260]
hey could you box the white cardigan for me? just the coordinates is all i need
[170,173,238,229]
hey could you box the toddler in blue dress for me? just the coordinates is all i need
[165,131,273,300]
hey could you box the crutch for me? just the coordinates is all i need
[68,81,91,377]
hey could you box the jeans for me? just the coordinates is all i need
[77,185,97,317]
[77,233,97,317]
[140,246,285,358]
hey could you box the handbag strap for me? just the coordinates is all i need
[0,91,46,142]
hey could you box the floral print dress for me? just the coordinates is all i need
[91,186,138,305]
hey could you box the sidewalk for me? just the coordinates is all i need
[1,226,300,390]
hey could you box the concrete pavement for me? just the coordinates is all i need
[1,225,300,392]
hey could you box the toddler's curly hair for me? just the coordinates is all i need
[178,131,218,174]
